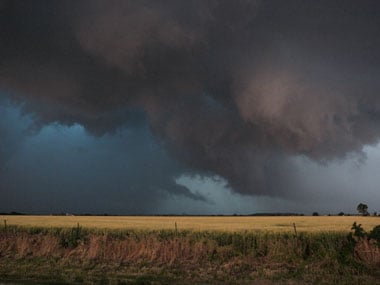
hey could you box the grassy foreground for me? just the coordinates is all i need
[0,221,380,284]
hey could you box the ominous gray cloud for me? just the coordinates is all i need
[1,0,380,202]
[0,95,32,169]
[0,100,206,214]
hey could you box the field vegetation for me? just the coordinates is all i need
[2,215,379,232]
[0,216,379,284]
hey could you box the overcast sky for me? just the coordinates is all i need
[1,0,380,214]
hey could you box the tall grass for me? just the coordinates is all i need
[1,225,379,284]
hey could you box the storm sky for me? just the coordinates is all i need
[1,0,380,214]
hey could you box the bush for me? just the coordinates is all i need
[59,224,86,248]
[369,225,380,245]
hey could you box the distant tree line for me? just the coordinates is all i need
[0,211,26,215]
[1,203,379,216]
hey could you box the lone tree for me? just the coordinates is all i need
[357,203,369,216]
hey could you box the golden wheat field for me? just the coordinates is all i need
[1,215,379,232]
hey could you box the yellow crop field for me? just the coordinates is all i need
[1,215,380,284]
[1,215,379,232]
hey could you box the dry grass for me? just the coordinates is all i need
[1,215,379,232]
[355,238,380,265]
[1,223,380,284]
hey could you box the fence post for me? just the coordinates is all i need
[293,223,297,237]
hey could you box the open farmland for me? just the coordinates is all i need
[1,216,380,284]
[2,215,379,232]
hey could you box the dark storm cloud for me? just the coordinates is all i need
[0,94,32,168]
[1,0,380,197]
[0,110,207,214]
